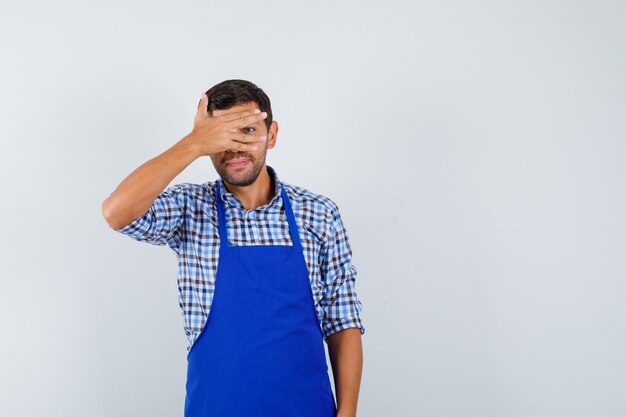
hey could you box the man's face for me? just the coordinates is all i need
[209,101,276,186]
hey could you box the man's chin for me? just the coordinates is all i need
[220,167,258,186]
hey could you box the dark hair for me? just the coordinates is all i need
[204,79,273,132]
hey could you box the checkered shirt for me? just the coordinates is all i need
[114,165,365,352]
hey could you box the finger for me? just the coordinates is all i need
[229,142,259,152]
[219,108,263,122]
[213,109,261,118]
[226,111,268,128]
[197,93,208,118]
[232,133,267,143]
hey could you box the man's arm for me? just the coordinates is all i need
[102,92,266,230]
[327,328,363,417]
[319,202,365,416]
[101,136,200,230]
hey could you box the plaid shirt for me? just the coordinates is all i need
[114,165,365,352]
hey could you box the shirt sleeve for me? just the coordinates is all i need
[319,202,365,339]
[113,183,190,250]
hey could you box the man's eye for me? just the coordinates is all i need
[242,127,255,134]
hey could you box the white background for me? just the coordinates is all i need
[1,1,625,416]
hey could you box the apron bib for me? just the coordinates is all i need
[184,179,336,417]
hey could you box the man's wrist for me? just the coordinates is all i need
[178,133,204,159]
[337,404,357,417]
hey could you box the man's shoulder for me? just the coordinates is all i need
[175,180,223,196]
[281,181,339,216]
[159,181,214,207]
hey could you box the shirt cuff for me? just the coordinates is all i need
[322,315,365,339]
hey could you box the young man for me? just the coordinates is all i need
[102,79,365,417]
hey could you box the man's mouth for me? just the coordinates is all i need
[226,157,251,168]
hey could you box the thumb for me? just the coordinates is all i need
[197,93,208,118]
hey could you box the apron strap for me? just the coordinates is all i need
[280,183,303,249]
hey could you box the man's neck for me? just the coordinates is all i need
[222,165,275,211]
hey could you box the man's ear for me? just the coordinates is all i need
[267,120,278,149]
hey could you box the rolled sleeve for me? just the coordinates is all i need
[319,202,365,339]
[114,183,189,249]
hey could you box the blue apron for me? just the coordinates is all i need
[184,179,337,417]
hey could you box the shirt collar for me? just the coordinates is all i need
[218,165,282,209]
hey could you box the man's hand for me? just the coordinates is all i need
[183,93,268,156]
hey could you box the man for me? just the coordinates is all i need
[102,79,365,417]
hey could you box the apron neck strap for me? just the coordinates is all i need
[216,179,302,248]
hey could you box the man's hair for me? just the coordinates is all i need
[204,79,273,132]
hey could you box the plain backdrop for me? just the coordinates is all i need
[1,1,625,416]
